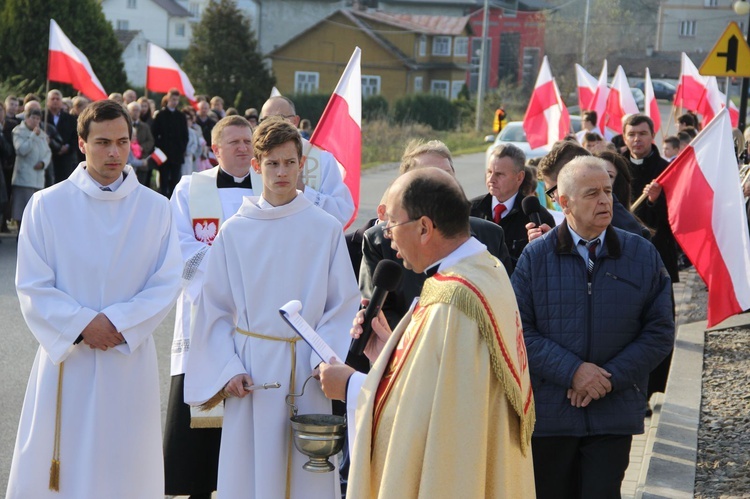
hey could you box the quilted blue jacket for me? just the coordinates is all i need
[511,222,674,437]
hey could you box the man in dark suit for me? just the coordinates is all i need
[471,143,555,265]
[360,139,512,330]
[45,89,79,183]
[151,88,188,197]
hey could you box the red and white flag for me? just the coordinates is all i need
[47,19,107,101]
[643,68,661,136]
[656,108,750,327]
[696,76,740,128]
[589,60,609,134]
[604,65,639,134]
[575,64,598,111]
[147,43,196,105]
[674,52,707,112]
[309,47,361,229]
[523,56,570,150]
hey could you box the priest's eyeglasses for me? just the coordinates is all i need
[545,184,558,201]
[384,219,419,238]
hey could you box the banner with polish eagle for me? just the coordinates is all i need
[523,56,570,150]
[643,68,661,136]
[146,43,197,106]
[656,108,750,327]
[604,65,639,134]
[309,47,362,230]
[47,19,107,101]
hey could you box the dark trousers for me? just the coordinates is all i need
[159,159,183,198]
[532,434,632,499]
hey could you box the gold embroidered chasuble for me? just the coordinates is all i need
[348,252,536,498]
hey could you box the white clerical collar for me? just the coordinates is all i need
[220,167,251,183]
[492,192,518,217]
[256,193,299,209]
[83,167,125,191]
[630,157,644,165]
[425,237,487,275]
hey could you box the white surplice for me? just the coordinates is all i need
[184,193,360,499]
[300,138,355,225]
[169,168,254,375]
[6,164,182,499]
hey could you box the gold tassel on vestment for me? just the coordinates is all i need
[421,278,536,456]
[49,362,64,491]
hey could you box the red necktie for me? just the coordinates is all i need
[493,203,506,223]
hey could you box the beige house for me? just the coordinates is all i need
[267,9,473,103]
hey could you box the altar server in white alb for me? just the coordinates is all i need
[164,115,255,498]
[6,99,182,498]
[184,117,360,498]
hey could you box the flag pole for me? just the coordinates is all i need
[144,43,150,100]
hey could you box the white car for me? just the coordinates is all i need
[486,118,581,160]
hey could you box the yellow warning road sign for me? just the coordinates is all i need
[700,22,750,77]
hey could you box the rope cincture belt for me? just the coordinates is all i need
[236,327,302,499]
[50,361,64,491]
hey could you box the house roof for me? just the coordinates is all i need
[350,9,472,36]
[114,29,141,48]
[152,0,191,17]
[376,0,551,11]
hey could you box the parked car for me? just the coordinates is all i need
[485,117,582,160]
[635,79,676,101]
[630,87,645,110]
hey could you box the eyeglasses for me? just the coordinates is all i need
[258,114,296,124]
[545,185,558,201]
[383,218,419,238]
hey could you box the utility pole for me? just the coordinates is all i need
[474,0,490,132]
[581,0,591,68]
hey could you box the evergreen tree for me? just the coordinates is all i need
[0,0,127,95]
[184,0,275,111]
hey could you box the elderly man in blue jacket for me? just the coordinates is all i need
[511,156,674,499]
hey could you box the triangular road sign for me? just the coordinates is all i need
[700,22,750,77]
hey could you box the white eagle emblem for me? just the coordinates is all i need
[193,218,219,245]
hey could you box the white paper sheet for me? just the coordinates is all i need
[279,300,343,364]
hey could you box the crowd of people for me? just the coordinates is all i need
[2,85,750,499]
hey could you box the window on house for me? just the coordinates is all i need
[431,80,450,98]
[454,37,468,57]
[704,0,718,6]
[189,2,200,17]
[680,20,696,37]
[176,23,186,37]
[116,20,129,30]
[432,36,451,56]
[295,72,319,94]
[361,75,381,98]
[414,76,423,92]
[502,8,517,18]
[419,36,426,57]
[451,81,464,100]
[127,0,137,8]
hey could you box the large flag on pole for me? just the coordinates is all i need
[696,76,740,128]
[604,65,639,134]
[146,43,196,105]
[656,108,750,327]
[575,64,598,111]
[523,56,570,149]
[309,47,361,229]
[590,60,609,134]
[48,19,107,101]
[674,52,707,112]
[643,68,662,136]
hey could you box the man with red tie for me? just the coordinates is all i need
[471,143,555,266]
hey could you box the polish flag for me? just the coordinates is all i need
[604,65,639,134]
[309,47,361,229]
[656,108,750,327]
[696,77,740,128]
[674,52,707,112]
[575,64,598,111]
[523,56,570,149]
[589,60,609,134]
[47,20,107,101]
[643,68,661,136]
[146,43,196,105]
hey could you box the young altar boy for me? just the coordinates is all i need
[184,117,360,498]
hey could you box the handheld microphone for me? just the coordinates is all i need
[522,196,543,227]
[350,260,403,356]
